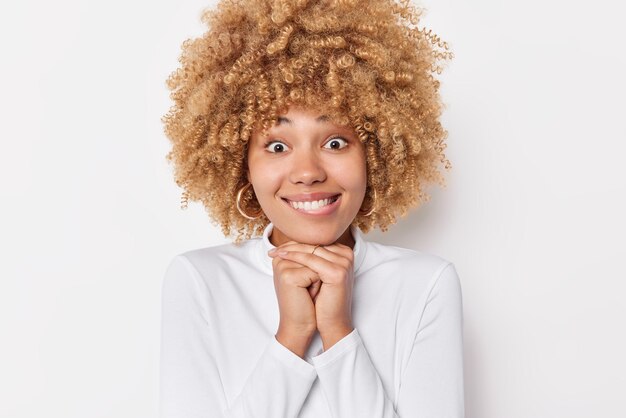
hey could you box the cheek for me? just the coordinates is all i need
[249,160,283,195]
[331,156,367,191]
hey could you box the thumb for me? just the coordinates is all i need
[308,279,322,300]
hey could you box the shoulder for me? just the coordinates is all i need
[360,240,460,297]
[162,239,258,289]
[362,240,452,277]
[179,239,255,272]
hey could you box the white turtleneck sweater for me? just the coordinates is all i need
[159,222,464,418]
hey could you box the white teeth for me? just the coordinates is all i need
[288,197,335,211]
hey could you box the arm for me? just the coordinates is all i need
[311,327,399,417]
[395,262,465,417]
[308,262,465,418]
[271,242,401,415]
[159,255,318,418]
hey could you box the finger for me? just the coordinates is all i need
[276,251,346,284]
[273,255,320,279]
[268,242,307,258]
[274,241,353,260]
[313,285,321,303]
[272,258,301,270]
[308,245,351,267]
[308,279,322,299]
[270,243,354,276]
[277,245,351,271]
[270,240,299,251]
[280,266,320,288]
[318,243,354,262]
[272,253,298,269]
[271,243,347,264]
[270,242,319,254]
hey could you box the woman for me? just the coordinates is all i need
[160,0,462,417]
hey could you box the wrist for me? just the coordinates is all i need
[317,320,353,336]
[318,324,354,351]
[275,327,316,359]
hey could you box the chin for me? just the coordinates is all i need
[296,230,339,245]
[279,225,344,246]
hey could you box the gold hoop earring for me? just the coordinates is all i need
[236,183,263,220]
[359,188,377,217]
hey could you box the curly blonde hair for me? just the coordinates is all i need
[162,0,453,243]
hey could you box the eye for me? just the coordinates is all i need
[323,137,348,150]
[264,140,290,153]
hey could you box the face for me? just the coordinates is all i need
[247,106,367,248]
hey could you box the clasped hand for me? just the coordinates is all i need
[268,241,354,337]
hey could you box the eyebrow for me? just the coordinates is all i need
[276,115,330,125]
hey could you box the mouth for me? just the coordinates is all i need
[281,194,341,215]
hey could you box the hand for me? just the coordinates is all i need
[269,242,355,337]
[270,241,319,356]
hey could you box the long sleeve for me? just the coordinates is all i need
[159,255,318,418]
[309,262,464,418]
[311,328,399,417]
[395,262,465,417]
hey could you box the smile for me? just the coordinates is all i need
[281,194,341,215]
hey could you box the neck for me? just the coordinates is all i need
[269,225,355,249]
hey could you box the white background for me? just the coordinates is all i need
[1,0,624,417]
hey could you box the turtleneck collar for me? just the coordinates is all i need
[254,222,368,277]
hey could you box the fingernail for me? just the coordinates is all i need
[267,248,276,254]
[277,250,288,256]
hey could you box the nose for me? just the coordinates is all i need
[289,149,326,185]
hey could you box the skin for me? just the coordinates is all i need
[246,106,367,357]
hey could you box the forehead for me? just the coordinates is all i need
[250,106,355,141]
[275,114,332,126]
[268,107,351,131]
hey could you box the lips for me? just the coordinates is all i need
[281,193,342,215]
[281,192,341,202]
